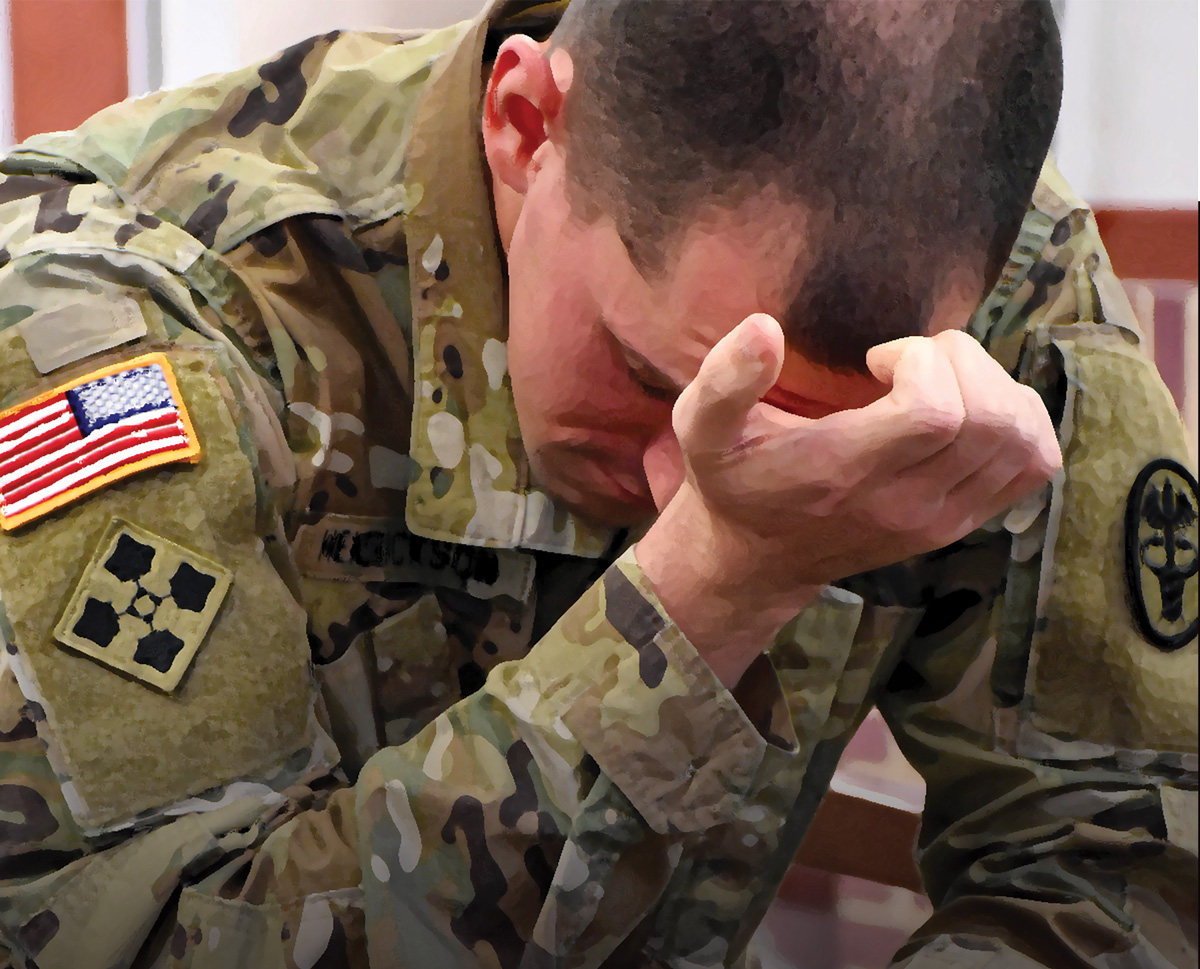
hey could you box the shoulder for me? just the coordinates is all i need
[970,156,1147,372]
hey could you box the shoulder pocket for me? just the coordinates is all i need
[1015,327,1197,758]
[0,345,328,833]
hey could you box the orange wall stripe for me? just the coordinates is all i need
[792,790,923,893]
[1094,207,1199,283]
[10,0,128,142]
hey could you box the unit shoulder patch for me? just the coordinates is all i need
[0,353,201,530]
[1124,458,1198,651]
[54,518,232,691]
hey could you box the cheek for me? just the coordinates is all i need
[552,331,669,427]
[509,288,615,400]
[504,230,670,434]
[508,296,597,404]
[509,250,590,365]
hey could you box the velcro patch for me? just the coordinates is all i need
[19,298,149,375]
[0,352,201,530]
[54,518,231,692]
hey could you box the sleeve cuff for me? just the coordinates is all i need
[507,548,801,835]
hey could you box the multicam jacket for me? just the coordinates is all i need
[0,2,1194,967]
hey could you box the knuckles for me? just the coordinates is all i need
[905,400,965,443]
[932,328,985,354]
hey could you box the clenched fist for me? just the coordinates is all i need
[636,313,1062,687]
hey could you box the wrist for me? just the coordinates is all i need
[635,485,822,687]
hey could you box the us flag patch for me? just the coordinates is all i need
[0,353,201,530]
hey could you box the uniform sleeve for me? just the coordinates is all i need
[0,199,825,967]
[876,175,1198,969]
[0,215,347,968]
[355,549,814,968]
[0,518,814,967]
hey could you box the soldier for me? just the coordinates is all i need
[0,1,1194,967]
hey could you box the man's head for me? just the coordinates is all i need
[481,0,1062,526]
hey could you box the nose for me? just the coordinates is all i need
[642,422,686,512]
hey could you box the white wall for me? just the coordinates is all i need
[1053,0,1198,205]
[158,0,241,92]
[237,0,485,69]
[7,0,1190,207]
[146,0,484,92]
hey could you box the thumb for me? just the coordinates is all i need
[673,313,785,455]
[864,336,930,387]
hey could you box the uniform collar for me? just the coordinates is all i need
[966,155,1102,371]
[402,1,617,557]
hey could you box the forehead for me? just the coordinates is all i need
[659,213,808,318]
[590,191,815,366]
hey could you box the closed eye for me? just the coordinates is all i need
[606,328,682,402]
[628,363,679,401]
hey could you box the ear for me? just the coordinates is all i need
[482,35,566,196]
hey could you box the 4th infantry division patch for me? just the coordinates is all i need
[55,518,232,692]
[0,353,201,531]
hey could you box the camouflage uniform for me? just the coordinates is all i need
[0,2,1194,967]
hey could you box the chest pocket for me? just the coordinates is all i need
[296,521,539,776]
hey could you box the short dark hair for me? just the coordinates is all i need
[552,0,1063,371]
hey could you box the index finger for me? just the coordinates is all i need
[818,336,967,471]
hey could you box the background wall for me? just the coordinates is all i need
[1054,0,1197,204]
[0,0,9,148]
[4,0,1199,205]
